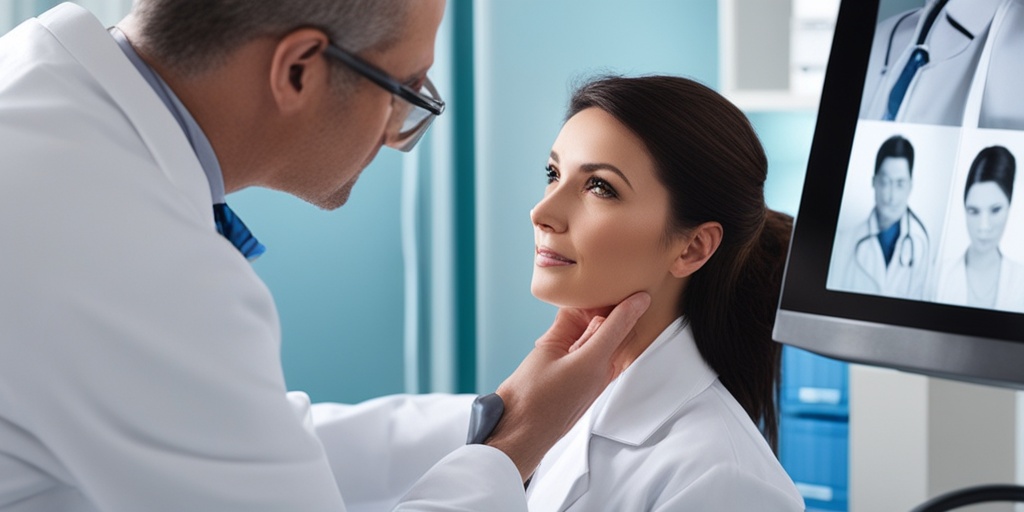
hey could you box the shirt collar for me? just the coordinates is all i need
[109,27,226,204]
[590,317,720,445]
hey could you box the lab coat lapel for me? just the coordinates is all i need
[528,319,717,511]
[37,4,214,226]
[858,214,888,291]
[590,318,717,447]
[996,255,1017,308]
[943,0,1005,44]
[526,411,593,512]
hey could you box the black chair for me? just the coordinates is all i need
[910,484,1024,512]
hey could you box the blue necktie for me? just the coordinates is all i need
[213,203,266,261]
[885,47,929,121]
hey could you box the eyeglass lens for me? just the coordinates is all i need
[387,78,442,152]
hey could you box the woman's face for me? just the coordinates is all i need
[531,107,686,309]
[965,181,1011,254]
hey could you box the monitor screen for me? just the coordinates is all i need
[774,0,1024,389]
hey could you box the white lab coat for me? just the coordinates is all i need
[828,209,930,299]
[860,0,1024,129]
[933,253,1024,312]
[0,4,526,511]
[525,318,804,511]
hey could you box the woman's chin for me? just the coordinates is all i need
[531,286,616,310]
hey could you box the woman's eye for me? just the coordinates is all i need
[586,177,617,198]
[545,165,559,184]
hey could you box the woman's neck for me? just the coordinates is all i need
[966,245,1002,268]
[612,297,682,373]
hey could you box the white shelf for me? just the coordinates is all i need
[719,0,838,112]
[723,90,822,112]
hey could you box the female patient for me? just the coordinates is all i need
[524,75,803,511]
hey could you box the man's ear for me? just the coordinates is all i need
[268,28,330,114]
[670,222,723,278]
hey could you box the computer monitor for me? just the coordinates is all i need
[774,0,1024,389]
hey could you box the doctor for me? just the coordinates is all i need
[0,2,649,512]
[860,0,1024,129]
[829,135,930,299]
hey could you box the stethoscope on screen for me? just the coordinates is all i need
[854,209,928,271]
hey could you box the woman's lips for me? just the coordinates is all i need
[536,246,576,267]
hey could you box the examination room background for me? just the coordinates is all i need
[0,0,815,401]
[251,0,817,401]
[2,0,844,508]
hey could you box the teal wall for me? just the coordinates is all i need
[230,153,408,403]
[751,110,818,217]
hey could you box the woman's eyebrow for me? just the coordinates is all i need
[581,163,634,191]
[549,151,634,191]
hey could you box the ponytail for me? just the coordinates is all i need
[683,209,792,451]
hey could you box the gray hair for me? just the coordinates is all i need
[130,0,408,82]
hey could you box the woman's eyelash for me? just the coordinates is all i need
[586,177,618,198]
[545,165,618,199]
[545,165,559,184]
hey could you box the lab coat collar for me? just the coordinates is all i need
[109,28,227,204]
[867,208,914,238]
[37,4,213,225]
[525,320,710,511]
[944,0,1004,38]
[590,317,718,446]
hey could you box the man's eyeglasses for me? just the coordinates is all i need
[324,42,445,152]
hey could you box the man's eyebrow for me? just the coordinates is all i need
[549,151,633,190]
[402,66,430,85]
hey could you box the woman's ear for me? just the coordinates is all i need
[268,28,330,115]
[670,222,723,278]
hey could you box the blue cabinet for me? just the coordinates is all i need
[780,414,849,511]
[781,345,849,417]
[779,346,849,511]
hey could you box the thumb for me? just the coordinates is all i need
[571,291,651,360]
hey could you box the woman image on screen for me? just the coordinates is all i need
[935,145,1024,311]
[524,75,803,511]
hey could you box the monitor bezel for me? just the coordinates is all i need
[774,0,1024,388]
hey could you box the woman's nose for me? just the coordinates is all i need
[531,193,567,233]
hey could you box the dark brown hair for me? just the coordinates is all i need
[568,75,793,451]
[965,145,1015,204]
[875,135,915,177]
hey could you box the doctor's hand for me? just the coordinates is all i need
[486,291,651,481]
